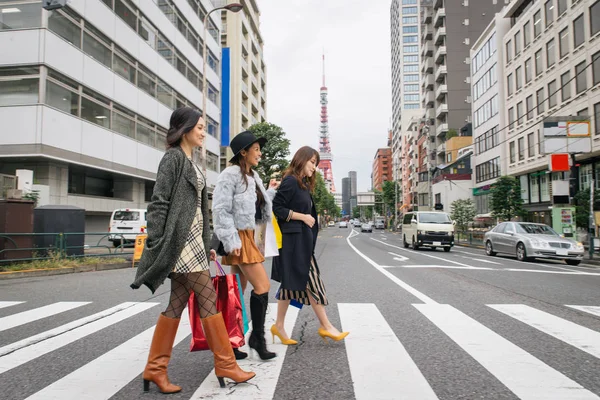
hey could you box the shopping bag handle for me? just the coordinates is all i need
[215,259,226,276]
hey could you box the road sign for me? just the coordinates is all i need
[541,117,591,155]
[132,234,147,267]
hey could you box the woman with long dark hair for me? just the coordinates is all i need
[270,146,349,345]
[131,107,254,393]
[212,131,277,361]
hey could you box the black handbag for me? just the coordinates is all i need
[210,233,227,256]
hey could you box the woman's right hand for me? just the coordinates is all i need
[303,214,315,228]
[230,248,241,257]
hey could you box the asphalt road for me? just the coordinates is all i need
[1,227,599,399]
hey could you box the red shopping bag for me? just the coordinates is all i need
[188,261,246,351]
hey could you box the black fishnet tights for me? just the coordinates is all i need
[163,271,217,319]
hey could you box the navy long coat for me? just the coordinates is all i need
[271,175,318,291]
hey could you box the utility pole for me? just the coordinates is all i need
[590,180,595,259]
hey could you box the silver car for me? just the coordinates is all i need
[483,222,584,265]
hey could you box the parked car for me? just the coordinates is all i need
[353,220,362,227]
[361,223,373,233]
[339,221,348,228]
[108,208,147,247]
[402,211,455,252]
[374,221,385,229]
[327,221,335,227]
[484,222,584,265]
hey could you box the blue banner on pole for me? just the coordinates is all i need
[221,47,231,146]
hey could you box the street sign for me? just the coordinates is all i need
[132,234,147,267]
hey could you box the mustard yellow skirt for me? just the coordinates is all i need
[220,230,265,266]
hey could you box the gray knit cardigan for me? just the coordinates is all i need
[130,146,210,293]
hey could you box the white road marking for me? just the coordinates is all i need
[490,304,600,359]
[460,256,503,265]
[26,311,192,400]
[190,304,300,399]
[339,303,438,400]
[388,252,409,262]
[415,304,600,400]
[347,231,437,304]
[391,265,494,270]
[0,302,91,332]
[370,239,475,268]
[0,301,24,309]
[453,250,482,256]
[0,302,159,374]
[567,305,600,317]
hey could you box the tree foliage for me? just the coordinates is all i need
[312,172,340,218]
[450,198,477,232]
[445,129,458,140]
[249,122,290,184]
[574,188,600,229]
[489,176,525,221]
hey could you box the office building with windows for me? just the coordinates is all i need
[0,0,223,231]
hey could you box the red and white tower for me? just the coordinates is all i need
[318,53,335,193]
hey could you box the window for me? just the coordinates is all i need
[520,175,530,204]
[548,80,558,108]
[525,58,532,83]
[447,153,452,162]
[545,0,554,28]
[83,28,112,68]
[506,40,513,62]
[404,94,419,102]
[0,77,39,106]
[81,96,110,129]
[403,26,418,34]
[580,164,593,191]
[510,141,516,163]
[577,108,588,116]
[475,157,500,183]
[402,16,418,24]
[575,61,587,94]
[526,95,534,120]
[523,22,531,47]
[535,49,543,76]
[403,64,419,72]
[517,101,524,123]
[47,8,82,47]
[518,137,524,161]
[557,0,568,15]
[559,27,569,58]
[474,126,499,155]
[546,39,555,67]
[537,87,545,114]
[68,167,114,197]
[509,107,515,129]
[403,45,419,53]
[206,151,219,172]
[505,73,513,96]
[402,6,417,14]
[528,133,535,157]
[561,71,571,101]
[592,0,600,36]
[404,74,419,82]
[404,55,419,62]
[0,2,42,30]
[46,80,78,116]
[593,51,600,85]
[595,102,600,136]
[112,107,135,138]
[514,31,522,55]
[404,84,419,92]
[404,103,420,109]
[530,174,540,203]
[534,10,542,38]
[115,0,137,31]
[403,35,418,43]
[574,14,585,48]
[515,66,523,90]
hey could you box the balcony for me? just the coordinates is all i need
[421,41,433,57]
[434,0,443,9]
[436,122,449,137]
[241,103,249,116]
[436,142,446,154]
[422,7,432,23]
[422,25,433,41]
[435,84,448,100]
[434,27,446,45]
[435,46,447,64]
[241,57,248,72]
[435,65,447,82]
[425,107,435,120]
[241,81,248,94]
[422,57,433,74]
[436,103,448,119]
[434,7,445,28]
[422,74,434,90]
[423,91,434,107]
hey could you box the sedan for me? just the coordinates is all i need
[339,221,348,228]
[361,223,373,233]
[484,222,584,265]
[327,221,335,227]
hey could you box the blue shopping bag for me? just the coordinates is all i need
[275,287,303,309]
[236,273,250,334]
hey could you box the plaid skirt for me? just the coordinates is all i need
[172,206,209,273]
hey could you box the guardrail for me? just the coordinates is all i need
[454,231,486,246]
[0,232,134,264]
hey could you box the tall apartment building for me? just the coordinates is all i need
[501,0,600,226]
[470,15,510,216]
[0,0,223,231]
[348,171,358,211]
[220,0,267,169]
[372,147,392,190]
[342,177,351,216]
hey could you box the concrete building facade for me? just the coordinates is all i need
[372,147,392,190]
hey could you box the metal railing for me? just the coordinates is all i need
[454,231,486,246]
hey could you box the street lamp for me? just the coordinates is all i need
[201,3,243,171]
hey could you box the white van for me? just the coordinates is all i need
[108,209,147,247]
[401,211,455,252]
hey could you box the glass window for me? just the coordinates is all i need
[557,0,568,15]
[404,55,419,62]
[523,21,531,47]
[403,35,418,43]
[574,14,585,48]
[403,0,417,4]
[81,97,110,128]
[540,174,550,202]
[136,120,155,146]
[137,69,156,97]
[525,58,532,83]
[545,0,554,28]
[403,64,419,72]
[138,17,157,49]
[112,110,135,138]
[575,61,587,94]
[580,164,593,190]
[528,132,535,157]
[0,2,42,30]
[402,16,418,24]
[535,49,543,76]
[517,101,524,122]
[403,26,418,34]
[519,176,530,204]
[404,84,419,92]
[526,95,534,120]
[206,151,219,172]
[546,39,555,67]
[561,71,571,101]
[115,0,137,31]
[518,137,525,161]
[593,51,600,85]
[533,10,542,38]
[509,107,515,129]
[113,53,136,83]
[207,116,219,138]
[595,102,600,136]
[510,141,516,163]
[404,74,419,82]
[548,80,557,108]
[530,174,540,203]
[537,87,545,114]
[0,78,39,106]
[403,45,418,53]
[506,40,513,61]
[515,66,523,90]
[46,80,78,116]
[83,31,112,68]
[559,27,569,58]
[514,31,522,54]
[402,6,417,14]
[47,10,81,47]
[157,80,174,108]
[592,0,600,37]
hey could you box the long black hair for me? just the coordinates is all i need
[230,144,265,207]
[166,107,202,149]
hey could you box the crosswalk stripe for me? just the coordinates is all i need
[0,302,159,375]
[189,303,300,399]
[0,301,25,309]
[25,311,191,400]
[568,305,600,318]
[490,304,600,359]
[0,302,90,332]
[414,304,600,400]
[339,303,438,400]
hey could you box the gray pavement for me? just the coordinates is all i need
[0,227,599,399]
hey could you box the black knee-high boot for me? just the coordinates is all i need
[248,291,276,360]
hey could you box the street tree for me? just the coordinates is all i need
[248,122,290,184]
[490,176,525,221]
[312,172,339,218]
[450,198,477,232]
[574,188,600,229]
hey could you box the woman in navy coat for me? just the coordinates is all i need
[270,146,349,344]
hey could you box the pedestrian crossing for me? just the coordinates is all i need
[0,300,599,399]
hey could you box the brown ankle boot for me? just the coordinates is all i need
[142,314,182,394]
[202,312,256,388]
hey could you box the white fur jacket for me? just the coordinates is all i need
[212,166,275,253]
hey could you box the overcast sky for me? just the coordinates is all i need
[259,0,392,192]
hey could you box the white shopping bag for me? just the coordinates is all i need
[264,218,279,258]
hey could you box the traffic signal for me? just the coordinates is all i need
[42,0,67,10]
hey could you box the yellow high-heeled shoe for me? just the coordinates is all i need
[270,324,298,345]
[318,328,349,343]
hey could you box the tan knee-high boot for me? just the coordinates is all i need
[142,314,182,394]
[202,312,256,388]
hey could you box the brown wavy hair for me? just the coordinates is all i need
[284,146,320,192]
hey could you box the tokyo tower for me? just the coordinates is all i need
[318,53,335,193]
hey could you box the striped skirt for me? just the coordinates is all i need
[276,257,328,306]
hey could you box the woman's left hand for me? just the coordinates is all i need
[209,249,217,261]
[269,179,280,190]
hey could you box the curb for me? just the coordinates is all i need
[0,262,132,280]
